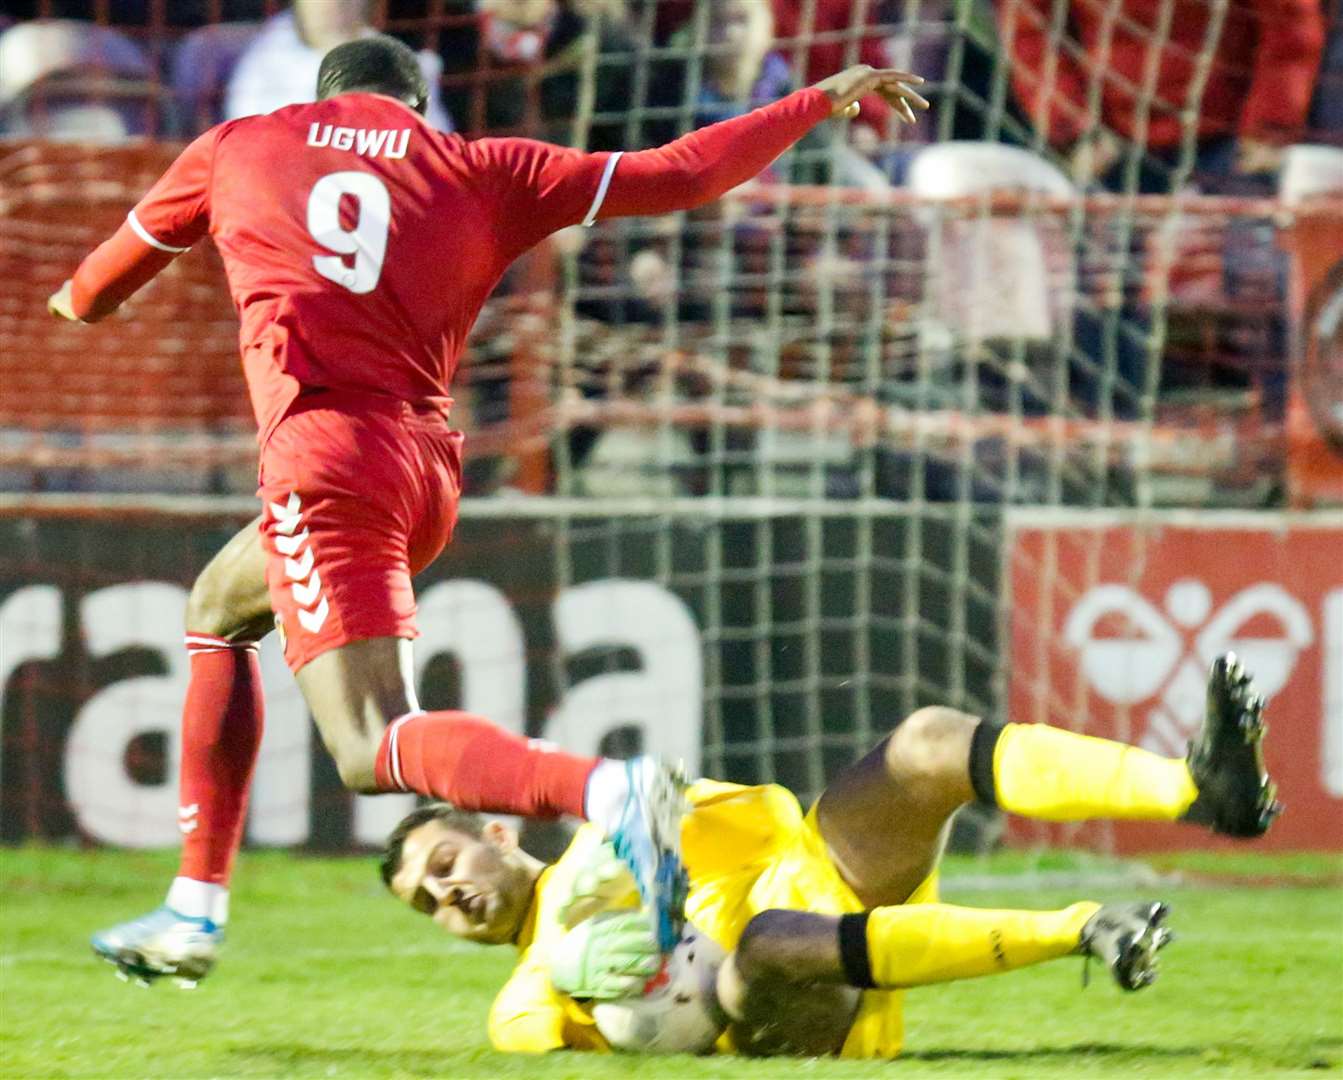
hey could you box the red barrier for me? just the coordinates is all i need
[1005,511,1343,852]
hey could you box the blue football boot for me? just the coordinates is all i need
[608,757,690,953]
[92,905,223,987]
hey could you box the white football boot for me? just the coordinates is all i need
[1078,901,1173,991]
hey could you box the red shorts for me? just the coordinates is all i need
[257,391,463,672]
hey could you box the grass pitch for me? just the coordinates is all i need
[2,846,1340,1078]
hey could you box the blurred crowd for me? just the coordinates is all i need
[4,1,1341,503]
[3,1,1337,182]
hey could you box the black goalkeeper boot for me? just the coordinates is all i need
[1079,901,1173,991]
[1182,653,1283,838]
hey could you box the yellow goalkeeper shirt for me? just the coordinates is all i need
[487,779,933,1058]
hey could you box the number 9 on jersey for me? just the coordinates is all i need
[306,171,391,295]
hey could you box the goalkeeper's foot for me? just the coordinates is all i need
[1182,653,1282,838]
[1079,901,1173,991]
[91,905,222,988]
[609,757,690,954]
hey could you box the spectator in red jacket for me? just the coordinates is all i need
[999,0,1325,191]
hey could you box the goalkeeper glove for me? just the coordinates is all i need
[554,839,639,931]
[549,911,663,1001]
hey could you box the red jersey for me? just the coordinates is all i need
[70,88,833,447]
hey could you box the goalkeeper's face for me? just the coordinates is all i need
[389,819,534,944]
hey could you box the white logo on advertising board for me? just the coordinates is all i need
[1063,580,1314,756]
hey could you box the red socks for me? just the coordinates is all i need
[374,711,597,818]
[177,634,266,885]
[174,649,594,886]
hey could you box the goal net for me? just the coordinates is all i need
[2,0,1340,856]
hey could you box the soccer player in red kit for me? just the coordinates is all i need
[48,35,928,985]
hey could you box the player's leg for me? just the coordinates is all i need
[294,634,615,818]
[817,655,1278,909]
[294,634,598,809]
[974,654,1278,837]
[93,518,273,984]
[176,517,273,894]
[713,943,860,1057]
[717,896,1172,1037]
[814,703,979,908]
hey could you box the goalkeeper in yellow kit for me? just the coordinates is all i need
[381,654,1279,1058]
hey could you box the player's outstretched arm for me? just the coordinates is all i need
[595,66,927,221]
[48,226,180,323]
[49,130,216,323]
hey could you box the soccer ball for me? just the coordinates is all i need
[592,923,727,1054]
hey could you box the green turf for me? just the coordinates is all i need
[2,847,1340,1078]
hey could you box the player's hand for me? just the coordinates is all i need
[550,910,663,1001]
[47,280,82,322]
[812,65,929,125]
[555,839,638,931]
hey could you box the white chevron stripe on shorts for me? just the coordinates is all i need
[269,492,329,633]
